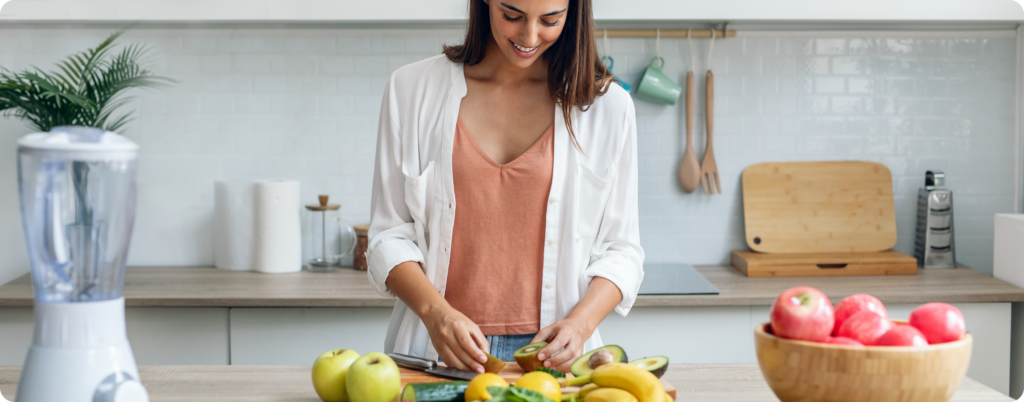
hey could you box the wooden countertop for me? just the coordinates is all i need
[0,364,1011,402]
[1,264,1023,308]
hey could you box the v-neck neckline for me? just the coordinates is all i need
[456,117,553,169]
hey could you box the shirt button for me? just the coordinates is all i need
[544,282,554,289]
[548,197,557,204]
[547,239,555,246]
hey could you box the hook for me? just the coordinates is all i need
[722,22,731,39]
[655,28,661,57]
[686,29,695,72]
[707,28,716,71]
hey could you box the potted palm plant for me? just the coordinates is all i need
[1,30,172,230]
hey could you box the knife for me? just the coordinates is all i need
[388,353,479,381]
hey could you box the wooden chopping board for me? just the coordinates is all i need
[741,161,898,254]
[400,362,676,400]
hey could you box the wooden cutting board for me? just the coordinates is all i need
[400,362,676,400]
[741,161,898,254]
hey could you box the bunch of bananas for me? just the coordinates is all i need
[558,363,670,402]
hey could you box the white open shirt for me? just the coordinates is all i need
[367,55,644,361]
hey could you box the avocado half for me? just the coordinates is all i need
[513,341,548,372]
[630,356,669,379]
[569,345,628,377]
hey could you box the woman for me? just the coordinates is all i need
[366,0,643,374]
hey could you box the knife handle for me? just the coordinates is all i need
[388,353,436,370]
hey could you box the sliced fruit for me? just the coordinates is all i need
[514,371,561,402]
[628,357,669,379]
[535,367,565,378]
[570,345,628,377]
[513,342,547,372]
[483,353,506,374]
[584,388,638,402]
[403,381,470,402]
[465,373,508,402]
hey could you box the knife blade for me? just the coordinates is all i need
[425,366,479,381]
[388,353,478,381]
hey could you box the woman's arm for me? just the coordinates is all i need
[386,261,490,373]
[532,277,622,371]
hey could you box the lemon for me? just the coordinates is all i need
[465,373,509,402]
[514,372,561,402]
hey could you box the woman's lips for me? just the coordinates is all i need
[510,40,539,57]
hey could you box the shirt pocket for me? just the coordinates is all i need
[575,162,615,241]
[402,161,435,233]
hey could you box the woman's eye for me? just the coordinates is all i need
[502,13,522,22]
[541,19,559,27]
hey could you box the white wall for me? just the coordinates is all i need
[0,28,1017,283]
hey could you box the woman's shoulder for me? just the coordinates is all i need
[388,54,459,92]
[583,82,635,121]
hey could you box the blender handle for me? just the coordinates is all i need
[338,219,357,259]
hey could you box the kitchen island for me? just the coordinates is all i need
[0,364,1012,402]
[0,265,1021,395]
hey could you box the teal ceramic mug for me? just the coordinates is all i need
[635,56,682,105]
[602,56,632,92]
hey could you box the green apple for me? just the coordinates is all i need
[345,352,401,402]
[312,349,361,402]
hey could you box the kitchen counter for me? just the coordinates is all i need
[1,264,1022,308]
[0,364,1011,402]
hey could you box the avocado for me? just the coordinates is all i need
[569,345,628,377]
[513,341,547,372]
[629,356,669,379]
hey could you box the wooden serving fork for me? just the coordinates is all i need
[700,70,721,194]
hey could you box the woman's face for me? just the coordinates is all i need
[484,0,570,70]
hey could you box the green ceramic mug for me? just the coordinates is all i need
[635,56,682,105]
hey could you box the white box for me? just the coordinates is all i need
[995,214,1024,287]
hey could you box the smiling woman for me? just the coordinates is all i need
[367,0,643,375]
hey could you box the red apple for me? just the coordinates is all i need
[770,286,835,342]
[836,311,894,345]
[822,336,864,347]
[875,325,929,347]
[832,294,887,336]
[909,303,965,344]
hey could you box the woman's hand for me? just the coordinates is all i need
[423,305,490,373]
[532,277,624,372]
[531,317,592,372]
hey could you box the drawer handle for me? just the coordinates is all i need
[817,263,848,269]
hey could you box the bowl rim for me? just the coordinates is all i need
[754,321,973,351]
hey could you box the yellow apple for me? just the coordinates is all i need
[346,352,401,402]
[312,349,361,402]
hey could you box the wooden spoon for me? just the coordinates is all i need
[678,71,700,193]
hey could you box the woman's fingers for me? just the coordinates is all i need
[531,326,554,344]
[455,328,487,369]
[471,329,491,356]
[547,338,580,371]
[538,330,569,361]
[437,344,468,372]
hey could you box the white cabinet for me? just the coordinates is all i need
[2,0,1023,23]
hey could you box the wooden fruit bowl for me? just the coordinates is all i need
[754,321,972,402]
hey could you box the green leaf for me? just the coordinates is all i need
[486,387,554,402]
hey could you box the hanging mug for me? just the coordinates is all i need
[602,56,632,92]
[635,56,682,105]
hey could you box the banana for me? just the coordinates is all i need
[590,363,664,402]
[584,388,638,402]
[577,384,600,399]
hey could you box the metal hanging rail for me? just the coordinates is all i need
[592,29,736,38]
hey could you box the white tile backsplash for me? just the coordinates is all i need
[0,28,1017,282]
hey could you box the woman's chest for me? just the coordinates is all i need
[457,84,556,166]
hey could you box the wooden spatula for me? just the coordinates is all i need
[700,70,721,194]
[678,71,700,193]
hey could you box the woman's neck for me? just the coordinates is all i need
[468,38,548,84]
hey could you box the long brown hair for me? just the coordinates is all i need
[443,0,614,149]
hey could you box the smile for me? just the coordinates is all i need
[510,40,539,57]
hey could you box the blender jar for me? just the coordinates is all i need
[305,195,356,272]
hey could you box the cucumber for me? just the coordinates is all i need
[401,382,470,402]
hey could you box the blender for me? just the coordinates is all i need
[15,127,148,402]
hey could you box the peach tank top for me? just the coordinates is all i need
[444,118,555,335]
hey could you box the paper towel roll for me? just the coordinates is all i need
[253,179,302,274]
[214,181,256,271]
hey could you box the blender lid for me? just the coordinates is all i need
[17,126,138,153]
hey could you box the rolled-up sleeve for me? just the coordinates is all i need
[366,74,425,297]
[584,99,645,316]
